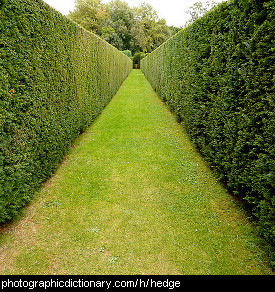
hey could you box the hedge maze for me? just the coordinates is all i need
[0,0,274,269]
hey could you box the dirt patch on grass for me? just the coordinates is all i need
[0,199,42,274]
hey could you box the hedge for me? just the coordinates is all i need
[0,0,132,223]
[141,0,274,268]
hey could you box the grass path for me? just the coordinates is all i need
[0,70,272,275]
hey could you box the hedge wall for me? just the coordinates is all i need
[141,0,274,268]
[0,0,132,223]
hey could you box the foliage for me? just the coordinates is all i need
[0,0,7,9]
[168,25,182,36]
[99,0,134,51]
[0,70,271,275]
[121,50,132,58]
[0,0,132,223]
[68,0,106,32]
[185,1,219,24]
[130,3,170,53]
[68,0,173,54]
[132,52,148,69]
[141,0,275,269]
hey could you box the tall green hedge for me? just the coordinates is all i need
[0,0,132,223]
[141,0,274,268]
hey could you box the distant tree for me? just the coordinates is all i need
[186,1,218,24]
[131,3,170,53]
[121,50,132,58]
[68,0,107,33]
[169,25,182,36]
[130,21,148,54]
[100,0,134,51]
[101,23,124,49]
[68,0,178,54]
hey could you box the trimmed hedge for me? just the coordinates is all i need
[0,0,132,223]
[141,0,274,268]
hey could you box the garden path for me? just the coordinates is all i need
[0,70,271,275]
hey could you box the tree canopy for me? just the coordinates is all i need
[185,1,219,24]
[68,0,178,54]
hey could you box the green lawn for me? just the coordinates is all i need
[0,70,272,275]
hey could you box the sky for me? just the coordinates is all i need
[43,0,227,27]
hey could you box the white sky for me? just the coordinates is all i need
[43,0,227,27]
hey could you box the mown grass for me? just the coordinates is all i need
[0,70,272,275]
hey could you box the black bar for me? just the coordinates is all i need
[0,275,273,291]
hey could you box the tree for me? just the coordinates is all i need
[121,50,132,58]
[186,1,218,24]
[100,0,134,51]
[68,0,107,33]
[68,0,177,54]
[131,3,170,53]
[101,23,124,49]
[169,25,182,37]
